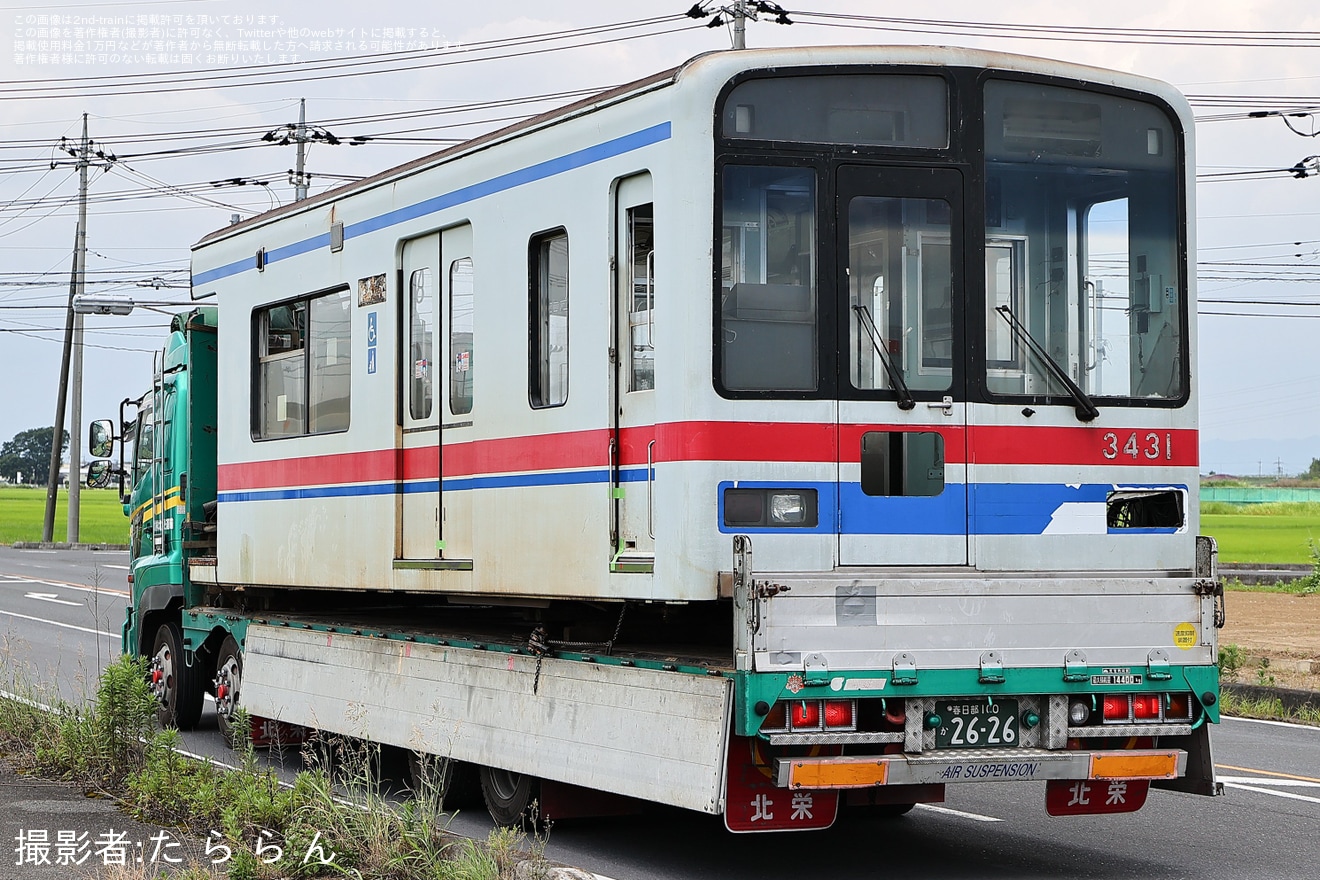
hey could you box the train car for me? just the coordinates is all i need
[95,45,1222,830]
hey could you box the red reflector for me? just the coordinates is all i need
[1132,694,1161,719]
[1102,695,1130,721]
[789,700,820,730]
[823,700,854,729]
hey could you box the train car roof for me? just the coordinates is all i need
[194,44,1189,250]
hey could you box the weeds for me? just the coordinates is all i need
[1218,643,1245,679]
[1220,690,1320,727]
[0,657,548,879]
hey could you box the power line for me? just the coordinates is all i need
[0,17,694,100]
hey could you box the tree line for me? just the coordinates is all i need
[0,427,68,486]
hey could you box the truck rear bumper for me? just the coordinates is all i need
[777,747,1184,789]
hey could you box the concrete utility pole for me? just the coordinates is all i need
[264,99,339,203]
[294,98,309,201]
[43,113,94,543]
[732,0,747,49]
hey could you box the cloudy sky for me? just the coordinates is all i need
[2,0,1318,476]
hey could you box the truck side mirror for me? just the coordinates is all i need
[89,419,115,458]
[86,460,114,489]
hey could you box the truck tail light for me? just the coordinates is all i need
[762,702,787,732]
[1165,693,1193,721]
[823,700,856,730]
[1102,695,1131,721]
[789,700,821,731]
[1131,694,1162,720]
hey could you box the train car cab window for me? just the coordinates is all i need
[252,287,351,439]
[719,166,817,392]
[722,74,948,149]
[529,230,569,408]
[449,258,474,416]
[983,79,1185,404]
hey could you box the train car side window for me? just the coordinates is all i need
[719,166,818,392]
[408,268,434,420]
[628,205,654,392]
[529,230,569,408]
[255,301,306,438]
[308,290,352,432]
[449,257,474,415]
[253,288,351,438]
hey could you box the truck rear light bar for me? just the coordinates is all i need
[761,699,858,734]
[1093,692,1196,725]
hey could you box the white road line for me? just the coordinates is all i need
[0,608,116,639]
[1218,776,1320,788]
[1223,782,1320,806]
[1,574,129,598]
[1222,715,1320,733]
[914,803,1002,822]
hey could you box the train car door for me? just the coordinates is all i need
[399,225,475,563]
[400,233,441,559]
[836,165,969,565]
[610,173,655,571]
[438,224,474,561]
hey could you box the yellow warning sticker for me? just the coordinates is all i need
[1173,622,1198,649]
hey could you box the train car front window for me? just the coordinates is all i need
[722,75,948,148]
[847,196,954,392]
[984,79,1185,402]
[718,166,818,392]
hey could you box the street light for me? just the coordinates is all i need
[73,294,187,315]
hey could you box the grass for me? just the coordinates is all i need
[0,484,127,544]
[1200,502,1320,564]
[1219,689,1320,727]
[0,656,549,879]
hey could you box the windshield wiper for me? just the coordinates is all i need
[994,305,1099,422]
[852,304,915,410]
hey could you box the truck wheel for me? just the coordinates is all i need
[213,635,243,748]
[479,766,539,827]
[148,621,204,730]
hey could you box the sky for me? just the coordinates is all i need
[1,0,1318,476]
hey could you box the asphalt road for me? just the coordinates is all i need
[2,546,1318,880]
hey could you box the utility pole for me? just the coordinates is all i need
[264,99,340,203]
[684,2,791,48]
[43,113,96,543]
[732,0,746,50]
[294,98,309,201]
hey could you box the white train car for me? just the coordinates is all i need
[183,45,1220,828]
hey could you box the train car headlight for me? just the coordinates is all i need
[769,492,807,524]
[722,488,817,528]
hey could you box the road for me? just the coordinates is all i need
[2,546,1318,879]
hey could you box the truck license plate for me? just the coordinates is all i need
[935,699,1019,749]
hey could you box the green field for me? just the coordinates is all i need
[0,485,128,544]
[3,486,1319,562]
[1200,502,1320,564]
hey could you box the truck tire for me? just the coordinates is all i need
[213,635,243,748]
[148,621,204,730]
[479,766,539,827]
